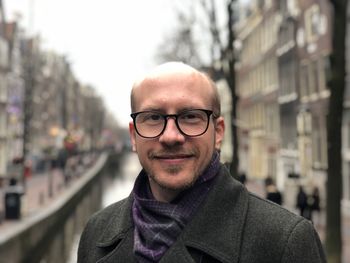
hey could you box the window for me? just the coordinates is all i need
[346,163,350,200]
[300,63,309,98]
[266,103,279,136]
[347,122,350,149]
[268,155,276,178]
[264,0,272,10]
[309,60,319,95]
[0,114,6,137]
[318,56,329,92]
[0,74,7,102]
[305,5,321,43]
[312,115,327,168]
[0,38,9,68]
[287,0,299,16]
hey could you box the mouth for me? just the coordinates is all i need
[152,153,195,164]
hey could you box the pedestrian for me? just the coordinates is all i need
[266,181,283,205]
[296,185,311,220]
[238,172,247,184]
[309,186,321,224]
[0,177,4,223]
[264,176,273,187]
[78,62,326,262]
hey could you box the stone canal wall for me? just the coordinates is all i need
[0,152,122,263]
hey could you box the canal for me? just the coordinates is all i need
[67,152,141,262]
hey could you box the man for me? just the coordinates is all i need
[78,62,326,262]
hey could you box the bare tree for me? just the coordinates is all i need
[223,0,239,178]
[155,12,203,68]
[201,0,239,177]
[326,0,348,262]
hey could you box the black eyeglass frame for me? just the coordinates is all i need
[130,109,217,138]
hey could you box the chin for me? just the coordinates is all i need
[152,171,198,191]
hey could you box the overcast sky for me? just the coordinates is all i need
[5,0,180,127]
[4,0,248,128]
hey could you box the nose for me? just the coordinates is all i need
[159,118,185,145]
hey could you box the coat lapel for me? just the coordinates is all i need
[96,229,136,263]
[159,238,196,263]
[95,195,137,263]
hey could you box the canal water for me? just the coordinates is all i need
[67,152,141,262]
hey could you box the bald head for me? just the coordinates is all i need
[130,62,221,117]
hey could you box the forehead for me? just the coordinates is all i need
[132,70,214,112]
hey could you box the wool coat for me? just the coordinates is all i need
[78,165,326,263]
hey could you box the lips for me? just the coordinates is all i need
[154,155,193,166]
[150,151,196,166]
[155,154,193,159]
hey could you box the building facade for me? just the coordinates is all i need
[295,0,332,196]
[236,0,333,206]
[237,0,281,181]
[5,22,25,168]
[276,0,300,193]
[0,9,115,181]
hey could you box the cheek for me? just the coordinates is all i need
[134,139,152,156]
[197,135,215,157]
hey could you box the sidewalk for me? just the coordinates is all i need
[245,179,350,263]
[0,153,97,230]
[0,168,66,231]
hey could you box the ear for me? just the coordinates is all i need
[129,121,137,152]
[214,116,225,150]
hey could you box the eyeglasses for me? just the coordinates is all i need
[130,109,215,138]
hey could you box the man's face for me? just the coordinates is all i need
[129,71,224,201]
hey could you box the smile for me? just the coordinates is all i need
[154,154,194,164]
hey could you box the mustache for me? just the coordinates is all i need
[149,148,198,159]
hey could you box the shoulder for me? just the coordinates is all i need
[248,193,300,224]
[242,193,326,262]
[247,192,315,236]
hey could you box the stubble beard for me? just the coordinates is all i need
[148,165,200,192]
[146,147,202,192]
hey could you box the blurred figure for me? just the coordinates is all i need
[24,159,32,179]
[238,172,247,185]
[266,182,283,205]
[0,177,4,223]
[264,176,273,187]
[309,186,321,224]
[296,186,311,220]
[57,148,68,170]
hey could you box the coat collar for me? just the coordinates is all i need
[162,166,249,263]
[96,165,249,263]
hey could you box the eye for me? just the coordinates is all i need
[179,110,205,123]
[138,112,163,124]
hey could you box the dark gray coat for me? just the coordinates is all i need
[78,165,326,263]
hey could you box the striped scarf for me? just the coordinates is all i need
[132,152,220,262]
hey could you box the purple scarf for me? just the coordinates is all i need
[132,152,221,262]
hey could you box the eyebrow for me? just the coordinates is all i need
[139,107,164,112]
[140,107,203,113]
